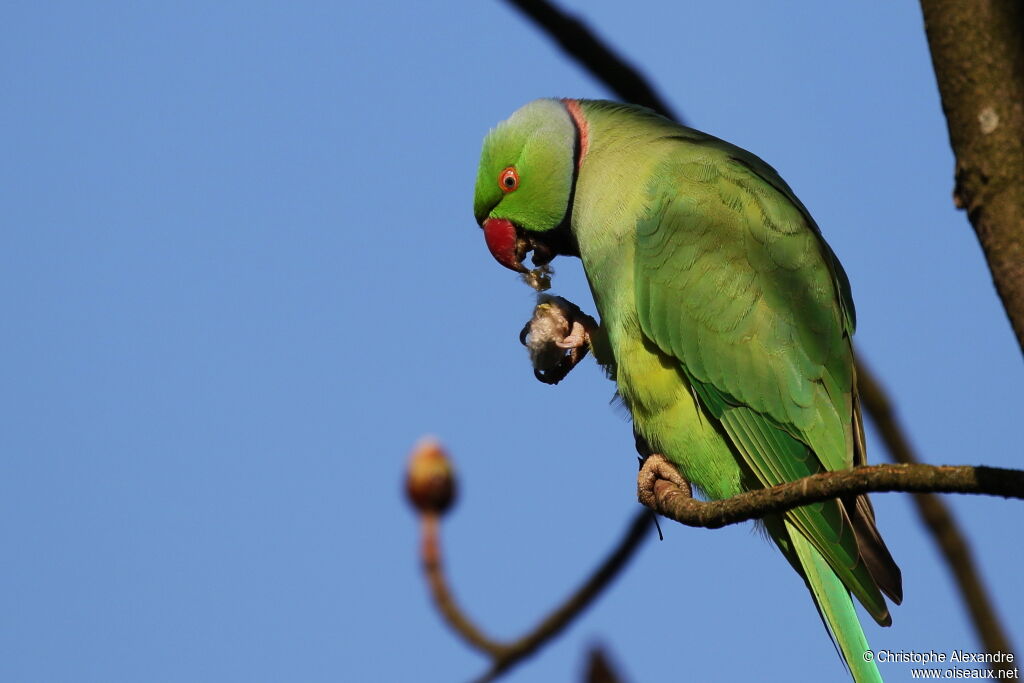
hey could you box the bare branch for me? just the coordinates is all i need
[502,0,678,122]
[472,511,652,682]
[920,0,1024,353]
[420,514,507,658]
[639,454,1024,529]
[417,501,652,682]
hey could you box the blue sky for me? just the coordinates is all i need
[2,2,1021,681]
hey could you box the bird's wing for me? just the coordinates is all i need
[633,144,895,622]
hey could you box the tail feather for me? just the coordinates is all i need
[788,519,882,683]
[846,494,903,607]
[849,383,903,608]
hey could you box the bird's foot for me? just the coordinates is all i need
[519,295,599,385]
[637,453,692,510]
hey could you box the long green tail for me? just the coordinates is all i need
[788,520,882,683]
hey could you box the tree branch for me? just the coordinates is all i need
[424,510,653,683]
[503,0,678,122]
[638,454,1024,529]
[920,0,1024,353]
[420,514,507,657]
[471,511,652,683]
[408,439,653,683]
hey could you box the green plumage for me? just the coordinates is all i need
[473,99,901,681]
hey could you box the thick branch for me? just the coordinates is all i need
[419,508,652,683]
[920,0,1024,352]
[638,454,1024,529]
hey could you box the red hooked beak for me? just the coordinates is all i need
[482,218,529,273]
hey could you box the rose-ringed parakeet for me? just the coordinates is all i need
[472,99,901,682]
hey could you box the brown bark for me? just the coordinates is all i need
[921,0,1024,353]
[637,454,1024,530]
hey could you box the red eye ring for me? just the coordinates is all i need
[498,167,519,193]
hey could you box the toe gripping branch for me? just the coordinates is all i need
[519,295,599,385]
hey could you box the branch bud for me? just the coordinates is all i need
[405,437,457,515]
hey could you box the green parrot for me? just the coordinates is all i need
[472,99,901,681]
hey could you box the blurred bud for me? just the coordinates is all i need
[405,437,457,515]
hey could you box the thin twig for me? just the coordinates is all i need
[419,507,652,683]
[474,511,651,682]
[638,454,1024,529]
[503,0,678,122]
[421,514,506,657]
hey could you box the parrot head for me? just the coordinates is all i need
[473,99,579,273]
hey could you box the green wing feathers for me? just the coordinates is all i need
[632,141,901,627]
[695,379,894,624]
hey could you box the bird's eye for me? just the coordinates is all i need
[498,167,519,193]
